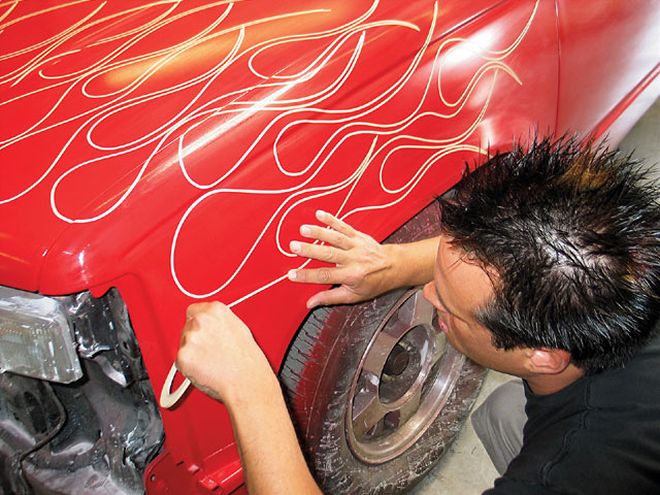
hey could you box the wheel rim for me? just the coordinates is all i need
[346,289,465,464]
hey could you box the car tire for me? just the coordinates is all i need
[280,202,486,494]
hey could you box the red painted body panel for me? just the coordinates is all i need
[555,0,660,139]
[0,1,656,492]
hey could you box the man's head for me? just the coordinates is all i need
[433,137,659,376]
[421,236,572,381]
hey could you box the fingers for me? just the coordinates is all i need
[290,240,347,264]
[289,210,365,260]
[181,302,234,345]
[306,286,359,308]
[288,266,348,285]
[315,210,356,238]
[186,301,225,318]
[186,301,235,324]
[299,223,352,250]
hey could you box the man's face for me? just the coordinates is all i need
[422,236,530,376]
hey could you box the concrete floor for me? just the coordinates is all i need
[411,99,660,495]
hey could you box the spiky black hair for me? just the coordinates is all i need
[438,136,660,374]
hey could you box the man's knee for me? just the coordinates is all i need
[471,379,526,474]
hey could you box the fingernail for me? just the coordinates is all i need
[290,241,301,253]
[306,299,316,308]
[300,225,312,236]
[316,210,327,220]
[288,269,297,281]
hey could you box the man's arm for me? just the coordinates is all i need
[176,214,438,493]
[288,210,439,307]
[176,302,322,495]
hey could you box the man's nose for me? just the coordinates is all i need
[423,282,449,315]
[422,282,435,304]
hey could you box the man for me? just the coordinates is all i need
[176,137,660,494]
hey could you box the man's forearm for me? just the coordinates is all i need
[213,235,440,494]
[383,236,439,289]
[226,374,322,495]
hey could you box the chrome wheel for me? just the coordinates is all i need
[346,289,465,464]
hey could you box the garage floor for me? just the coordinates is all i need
[411,98,660,495]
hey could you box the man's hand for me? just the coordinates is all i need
[175,303,323,495]
[287,210,396,308]
[176,302,276,408]
[288,210,440,308]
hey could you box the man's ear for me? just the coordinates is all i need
[525,348,572,375]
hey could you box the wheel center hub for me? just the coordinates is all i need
[380,332,424,404]
[383,344,410,376]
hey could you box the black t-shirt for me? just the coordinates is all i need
[484,331,660,495]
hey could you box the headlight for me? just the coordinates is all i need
[0,286,82,383]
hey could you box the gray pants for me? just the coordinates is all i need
[471,379,527,475]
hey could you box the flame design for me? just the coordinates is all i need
[0,0,538,408]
